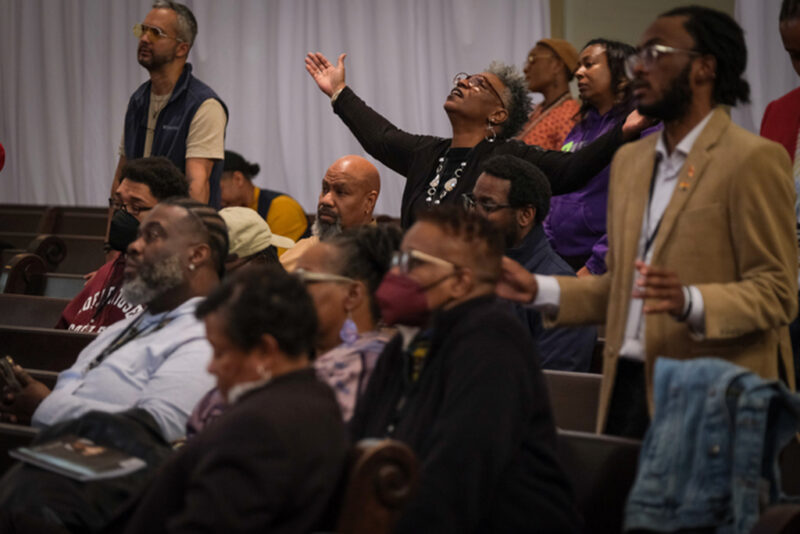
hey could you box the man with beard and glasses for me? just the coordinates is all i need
[351,206,579,533]
[466,155,595,371]
[111,0,227,212]
[498,6,798,439]
[280,155,380,271]
[0,198,226,444]
[56,157,189,333]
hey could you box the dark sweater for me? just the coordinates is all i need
[333,86,626,228]
[350,295,580,533]
[123,369,348,534]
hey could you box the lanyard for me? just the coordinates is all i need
[643,153,665,258]
[84,312,176,373]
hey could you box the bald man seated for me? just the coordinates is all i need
[280,155,380,271]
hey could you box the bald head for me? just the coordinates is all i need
[316,155,381,238]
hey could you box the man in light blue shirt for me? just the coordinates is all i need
[1,197,228,442]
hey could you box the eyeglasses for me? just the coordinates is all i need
[294,268,355,284]
[108,197,153,217]
[133,23,184,43]
[391,249,457,275]
[624,44,700,78]
[453,72,506,110]
[461,193,514,213]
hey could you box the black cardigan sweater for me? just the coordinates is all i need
[333,85,626,228]
[350,295,581,533]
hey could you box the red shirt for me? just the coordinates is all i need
[55,254,144,333]
[760,86,800,161]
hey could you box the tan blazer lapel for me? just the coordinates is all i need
[650,109,729,263]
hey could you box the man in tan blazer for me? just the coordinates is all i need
[499,6,798,437]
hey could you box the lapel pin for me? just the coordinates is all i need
[687,165,695,178]
[679,181,690,191]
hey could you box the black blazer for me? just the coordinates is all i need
[123,368,349,534]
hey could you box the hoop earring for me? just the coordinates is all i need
[485,121,497,143]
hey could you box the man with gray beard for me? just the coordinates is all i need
[280,155,381,271]
[0,198,227,443]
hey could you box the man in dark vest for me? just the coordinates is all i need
[111,0,227,210]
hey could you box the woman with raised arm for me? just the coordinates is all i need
[305,51,649,228]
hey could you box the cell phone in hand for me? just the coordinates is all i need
[0,356,23,393]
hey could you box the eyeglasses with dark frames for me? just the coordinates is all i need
[453,72,506,110]
[108,197,154,217]
[461,193,515,213]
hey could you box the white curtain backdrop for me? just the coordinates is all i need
[733,0,800,133]
[0,0,549,216]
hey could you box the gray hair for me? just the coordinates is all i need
[486,61,532,139]
[152,0,198,46]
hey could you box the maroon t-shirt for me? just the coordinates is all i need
[55,254,144,333]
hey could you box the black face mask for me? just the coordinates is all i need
[108,209,140,252]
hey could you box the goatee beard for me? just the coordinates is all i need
[312,217,343,240]
[636,63,692,122]
[121,253,185,306]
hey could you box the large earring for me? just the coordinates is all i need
[339,312,359,346]
[485,121,497,143]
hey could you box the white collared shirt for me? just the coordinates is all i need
[532,112,714,360]
[32,297,216,442]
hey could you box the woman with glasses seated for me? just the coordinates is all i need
[543,39,660,276]
[305,51,651,228]
[295,224,402,421]
[186,224,401,432]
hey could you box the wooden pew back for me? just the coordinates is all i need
[0,295,69,328]
[556,429,641,533]
[0,325,95,371]
[543,370,601,432]
[336,439,419,534]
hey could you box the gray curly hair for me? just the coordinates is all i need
[486,61,532,139]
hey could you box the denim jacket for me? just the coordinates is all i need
[624,357,800,533]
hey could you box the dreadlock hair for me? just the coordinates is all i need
[416,205,504,283]
[660,5,750,106]
[326,224,403,321]
[577,38,636,120]
[485,61,533,140]
[159,197,229,278]
[780,0,800,21]
[480,155,552,224]
[120,157,189,200]
[196,265,317,358]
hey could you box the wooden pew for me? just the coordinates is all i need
[2,254,85,298]
[0,210,45,234]
[543,370,601,432]
[42,208,107,237]
[0,234,105,275]
[0,326,95,371]
[556,429,641,534]
[0,295,69,328]
[336,439,419,534]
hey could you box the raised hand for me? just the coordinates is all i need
[305,52,347,98]
[496,256,538,304]
[621,109,657,140]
